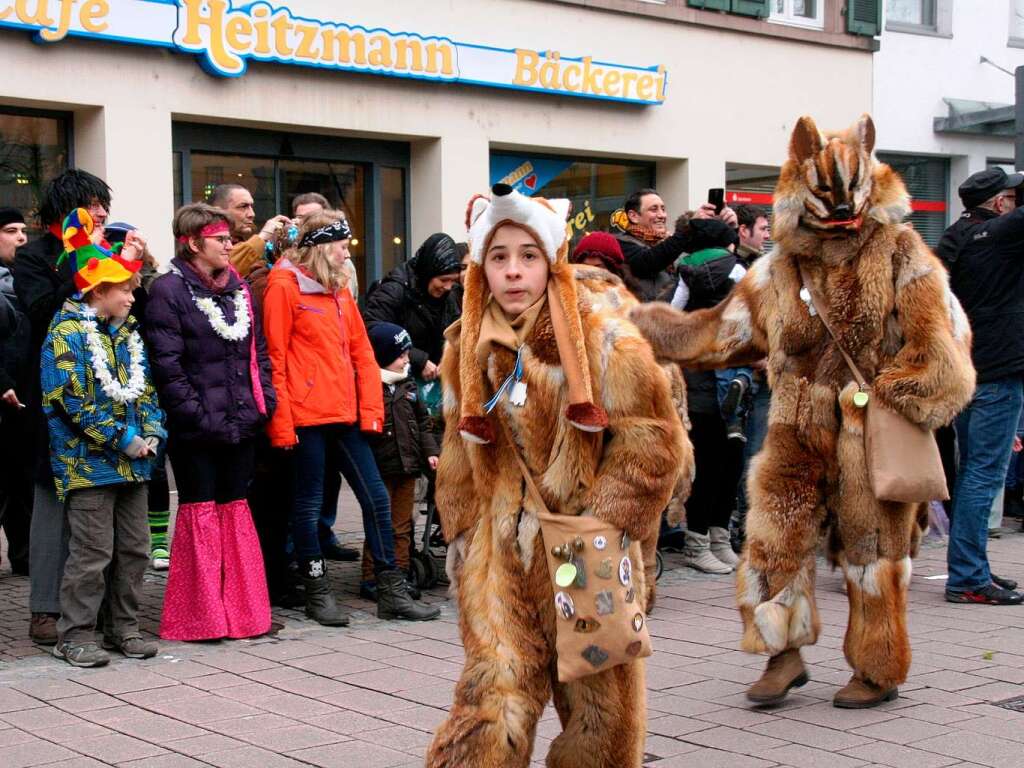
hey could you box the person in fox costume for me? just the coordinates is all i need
[632,114,976,709]
[426,184,687,767]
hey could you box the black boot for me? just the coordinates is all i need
[377,569,440,621]
[405,571,422,600]
[300,558,348,627]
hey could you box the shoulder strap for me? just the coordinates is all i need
[797,263,869,390]
[496,412,552,516]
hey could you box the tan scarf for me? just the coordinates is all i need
[627,222,667,245]
[475,293,547,371]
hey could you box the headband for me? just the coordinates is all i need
[177,221,230,244]
[298,218,352,248]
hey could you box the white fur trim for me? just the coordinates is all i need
[459,430,490,445]
[753,600,789,655]
[944,280,970,342]
[749,250,773,291]
[468,187,570,265]
[788,594,815,646]
[739,564,764,608]
[895,259,934,291]
[516,511,540,569]
[898,556,912,589]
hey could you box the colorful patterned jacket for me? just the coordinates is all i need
[41,298,166,500]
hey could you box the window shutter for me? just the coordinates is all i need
[847,0,882,36]
[688,0,732,10]
[731,0,769,17]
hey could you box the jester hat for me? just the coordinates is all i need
[60,208,141,295]
[457,183,608,445]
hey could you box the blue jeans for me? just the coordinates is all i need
[291,424,396,571]
[320,445,342,547]
[736,383,771,520]
[947,377,1024,592]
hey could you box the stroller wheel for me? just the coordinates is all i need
[411,550,439,590]
[655,550,664,581]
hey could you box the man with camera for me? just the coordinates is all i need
[612,187,736,302]
[938,167,1024,606]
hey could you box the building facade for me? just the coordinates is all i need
[1,0,878,284]
[874,0,1024,243]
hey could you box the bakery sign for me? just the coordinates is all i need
[0,0,668,105]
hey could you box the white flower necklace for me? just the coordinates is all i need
[80,308,146,404]
[193,289,250,341]
[173,265,251,342]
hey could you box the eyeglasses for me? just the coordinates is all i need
[203,235,233,245]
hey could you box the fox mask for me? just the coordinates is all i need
[773,113,910,242]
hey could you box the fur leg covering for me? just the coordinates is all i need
[548,661,647,768]
[736,424,827,655]
[840,555,913,690]
[640,526,658,612]
[426,515,552,768]
[737,555,820,655]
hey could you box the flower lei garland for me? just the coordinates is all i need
[193,290,250,341]
[171,265,251,342]
[80,309,147,404]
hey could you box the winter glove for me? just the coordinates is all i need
[144,436,160,453]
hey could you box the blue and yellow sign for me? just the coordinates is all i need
[0,0,668,105]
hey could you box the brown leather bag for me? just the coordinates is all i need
[799,266,949,503]
[499,417,653,683]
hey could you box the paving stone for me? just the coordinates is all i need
[913,730,1022,768]
[0,738,78,767]
[760,743,871,768]
[235,724,349,751]
[840,740,962,768]
[73,733,170,762]
[119,754,212,768]
[288,740,418,768]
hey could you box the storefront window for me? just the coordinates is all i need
[189,153,276,225]
[490,154,654,247]
[380,166,408,276]
[175,124,408,294]
[877,153,948,246]
[0,109,70,236]
[280,159,366,288]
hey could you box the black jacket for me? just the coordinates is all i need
[938,207,1024,383]
[363,262,459,375]
[369,378,440,477]
[678,250,740,311]
[0,266,31,398]
[13,233,75,481]
[614,218,737,303]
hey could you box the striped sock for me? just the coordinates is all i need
[148,509,170,554]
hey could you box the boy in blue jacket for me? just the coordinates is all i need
[41,208,165,667]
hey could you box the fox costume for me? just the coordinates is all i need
[426,185,687,767]
[632,114,976,708]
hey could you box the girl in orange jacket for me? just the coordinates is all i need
[262,212,440,625]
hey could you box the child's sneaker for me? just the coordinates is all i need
[53,641,110,668]
[726,417,748,443]
[150,546,170,571]
[103,635,158,659]
[721,376,750,418]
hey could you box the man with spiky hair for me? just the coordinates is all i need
[13,168,112,646]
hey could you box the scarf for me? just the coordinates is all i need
[183,259,232,293]
[381,366,410,385]
[627,222,667,245]
[475,293,547,371]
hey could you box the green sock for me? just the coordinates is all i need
[148,509,170,553]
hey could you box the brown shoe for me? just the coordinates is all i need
[833,675,898,709]
[29,613,58,646]
[746,649,809,706]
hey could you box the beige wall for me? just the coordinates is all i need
[0,0,873,261]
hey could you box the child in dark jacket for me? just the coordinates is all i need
[364,322,440,601]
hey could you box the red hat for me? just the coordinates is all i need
[572,231,624,268]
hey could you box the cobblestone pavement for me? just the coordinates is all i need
[2,503,1024,767]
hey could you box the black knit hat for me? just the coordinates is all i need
[411,233,461,284]
[0,208,25,229]
[368,322,413,368]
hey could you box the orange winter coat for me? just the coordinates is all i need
[262,259,384,447]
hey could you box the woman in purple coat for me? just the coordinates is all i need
[146,203,276,641]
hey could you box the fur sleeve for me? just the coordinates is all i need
[435,330,481,544]
[873,228,976,430]
[629,255,770,370]
[583,323,688,542]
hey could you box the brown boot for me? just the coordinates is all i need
[29,613,58,646]
[746,649,809,706]
[833,675,898,709]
